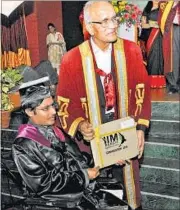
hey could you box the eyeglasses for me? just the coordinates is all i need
[36,101,59,112]
[89,16,119,28]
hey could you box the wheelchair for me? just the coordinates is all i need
[1,137,131,210]
[1,154,83,210]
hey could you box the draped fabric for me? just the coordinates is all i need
[1,5,31,69]
[159,2,180,92]
[139,9,165,88]
[1,14,11,68]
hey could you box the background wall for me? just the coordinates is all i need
[25,1,63,67]
[27,1,85,63]
[36,1,63,63]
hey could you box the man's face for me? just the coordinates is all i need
[26,97,56,126]
[87,2,118,46]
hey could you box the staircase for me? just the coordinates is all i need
[140,101,180,210]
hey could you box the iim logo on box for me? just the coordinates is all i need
[102,132,126,149]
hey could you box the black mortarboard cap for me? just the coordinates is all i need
[18,76,52,106]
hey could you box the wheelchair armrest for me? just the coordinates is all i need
[96,166,125,191]
[97,177,124,191]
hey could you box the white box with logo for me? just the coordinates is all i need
[90,117,139,168]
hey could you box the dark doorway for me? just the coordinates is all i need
[62,1,87,51]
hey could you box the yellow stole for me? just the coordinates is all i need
[160,1,174,34]
[79,38,128,168]
[79,39,129,129]
[79,40,141,208]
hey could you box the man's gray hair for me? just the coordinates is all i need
[83,1,112,25]
[83,1,95,25]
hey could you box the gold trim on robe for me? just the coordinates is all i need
[114,39,129,118]
[124,163,137,209]
[160,1,174,34]
[135,83,145,117]
[80,97,89,119]
[137,119,150,127]
[68,117,85,137]
[57,96,70,130]
[79,41,101,127]
[79,40,141,207]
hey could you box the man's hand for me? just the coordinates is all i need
[116,159,131,166]
[137,130,145,159]
[78,120,94,141]
[117,130,145,164]
[87,166,100,180]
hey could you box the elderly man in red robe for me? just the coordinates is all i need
[57,2,151,210]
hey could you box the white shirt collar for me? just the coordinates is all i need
[90,37,112,54]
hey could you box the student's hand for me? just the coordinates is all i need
[87,166,100,180]
[78,120,95,141]
[137,130,145,159]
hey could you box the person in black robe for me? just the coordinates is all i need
[12,78,130,210]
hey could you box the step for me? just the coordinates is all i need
[151,101,179,120]
[148,119,180,138]
[140,163,179,187]
[144,140,179,160]
[146,136,179,145]
[151,115,180,122]
[141,182,180,210]
[140,157,180,170]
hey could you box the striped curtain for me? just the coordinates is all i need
[1,5,31,69]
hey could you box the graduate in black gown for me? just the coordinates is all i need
[12,78,130,210]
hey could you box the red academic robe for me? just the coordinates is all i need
[57,39,151,137]
[57,38,151,210]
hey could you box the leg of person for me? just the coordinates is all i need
[166,25,180,94]
[123,159,142,210]
[172,25,180,92]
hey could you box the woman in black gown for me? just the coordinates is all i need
[139,1,165,88]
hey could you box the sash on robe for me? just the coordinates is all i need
[16,124,65,147]
[79,40,141,209]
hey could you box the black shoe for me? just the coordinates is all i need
[135,205,143,210]
[168,87,178,94]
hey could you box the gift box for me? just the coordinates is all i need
[90,117,139,168]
